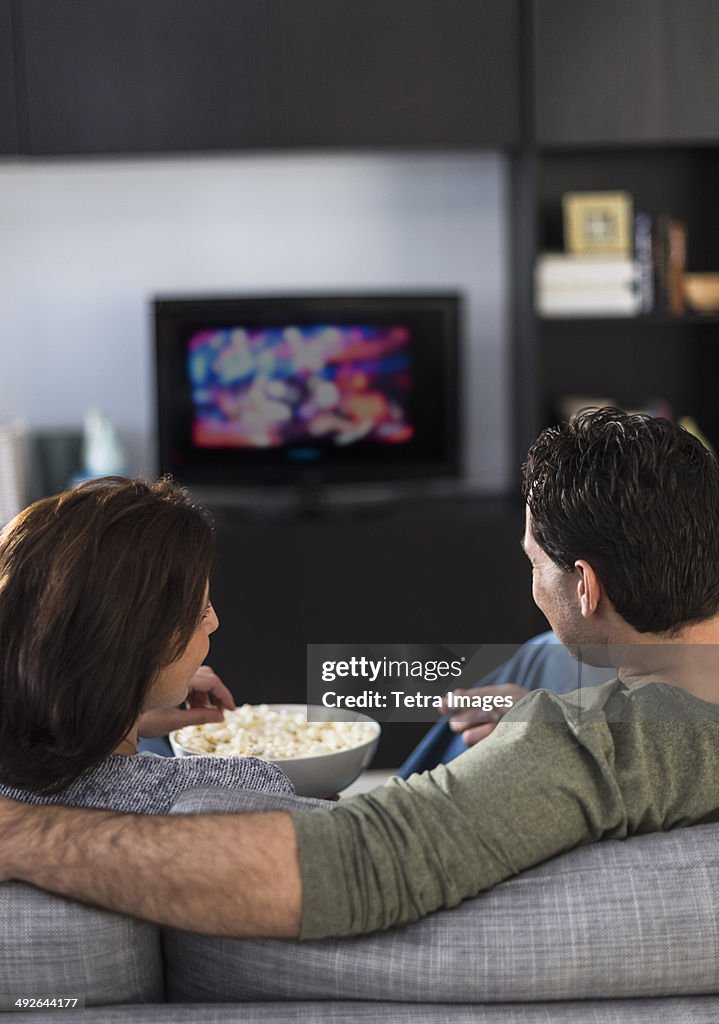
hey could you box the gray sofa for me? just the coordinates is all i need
[2,784,719,1023]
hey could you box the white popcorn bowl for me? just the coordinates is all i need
[169,703,381,798]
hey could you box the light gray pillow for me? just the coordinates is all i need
[0,882,164,1006]
[164,784,719,1004]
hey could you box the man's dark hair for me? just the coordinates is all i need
[522,407,719,634]
[0,477,214,792]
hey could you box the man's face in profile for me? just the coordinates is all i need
[523,507,607,665]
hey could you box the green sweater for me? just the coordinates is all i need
[293,679,719,939]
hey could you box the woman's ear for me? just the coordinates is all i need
[575,560,602,618]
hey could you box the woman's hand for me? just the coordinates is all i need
[442,684,529,747]
[138,665,237,739]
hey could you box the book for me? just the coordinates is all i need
[634,212,654,314]
[537,287,641,317]
[667,219,687,315]
[654,215,688,314]
[536,254,638,288]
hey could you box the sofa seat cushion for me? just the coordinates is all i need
[0,882,164,1006]
[166,785,719,1003]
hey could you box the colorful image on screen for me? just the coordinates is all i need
[188,324,414,449]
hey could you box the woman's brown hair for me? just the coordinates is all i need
[0,477,214,792]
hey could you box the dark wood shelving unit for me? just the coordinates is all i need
[513,1,719,465]
[531,150,719,450]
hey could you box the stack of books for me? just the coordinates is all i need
[535,254,641,317]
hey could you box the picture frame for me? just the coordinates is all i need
[562,191,633,255]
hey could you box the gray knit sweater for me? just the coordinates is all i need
[0,753,294,814]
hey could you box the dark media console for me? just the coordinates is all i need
[205,494,544,768]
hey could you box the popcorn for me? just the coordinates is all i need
[174,703,377,760]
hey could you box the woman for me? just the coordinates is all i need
[0,476,294,811]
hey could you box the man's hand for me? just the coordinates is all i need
[442,684,529,746]
[138,665,237,738]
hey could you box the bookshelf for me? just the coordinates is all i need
[532,149,719,446]
[513,2,719,465]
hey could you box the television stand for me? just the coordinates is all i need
[198,478,487,524]
[205,480,401,523]
[297,473,325,518]
[298,477,403,520]
[206,493,539,767]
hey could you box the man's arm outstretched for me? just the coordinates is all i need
[0,798,301,937]
[3,688,687,941]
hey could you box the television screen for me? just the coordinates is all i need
[188,323,414,450]
[155,294,460,488]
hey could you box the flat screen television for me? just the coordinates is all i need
[154,293,461,493]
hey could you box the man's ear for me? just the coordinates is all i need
[575,560,602,618]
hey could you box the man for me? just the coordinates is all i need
[2,407,719,940]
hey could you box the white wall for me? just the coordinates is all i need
[0,151,511,491]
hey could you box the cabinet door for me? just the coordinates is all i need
[535,0,719,145]
[271,0,520,147]
[21,0,272,155]
[0,0,19,153]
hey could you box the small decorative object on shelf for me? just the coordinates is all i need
[556,395,619,422]
[681,273,719,315]
[74,408,127,485]
[678,416,716,457]
[562,191,633,256]
[555,395,676,425]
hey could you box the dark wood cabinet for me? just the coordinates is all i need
[0,0,19,154]
[535,0,719,146]
[14,0,520,156]
[20,0,273,155]
[270,0,520,148]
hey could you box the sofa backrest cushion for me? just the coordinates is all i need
[165,785,719,1003]
[0,882,164,1006]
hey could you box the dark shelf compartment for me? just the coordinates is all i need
[538,322,719,450]
[537,149,719,269]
